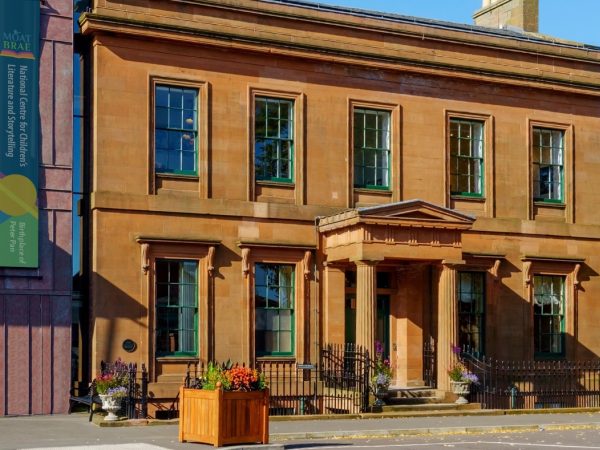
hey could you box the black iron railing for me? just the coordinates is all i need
[462,350,600,409]
[184,344,372,416]
[423,336,437,388]
[319,343,371,414]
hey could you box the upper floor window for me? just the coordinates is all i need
[449,119,484,197]
[155,85,198,175]
[155,259,198,357]
[255,97,294,182]
[532,127,564,203]
[354,108,390,190]
[457,271,485,354]
[533,274,565,357]
[255,263,295,357]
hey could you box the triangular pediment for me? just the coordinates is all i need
[356,199,475,224]
[318,199,475,232]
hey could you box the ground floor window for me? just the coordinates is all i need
[533,275,565,357]
[255,263,295,356]
[155,259,198,356]
[457,271,485,354]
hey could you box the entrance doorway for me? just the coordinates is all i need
[344,294,389,355]
[376,295,390,358]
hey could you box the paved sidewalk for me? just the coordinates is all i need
[2,410,600,449]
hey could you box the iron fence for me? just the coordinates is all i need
[184,344,372,416]
[462,351,600,409]
[423,336,437,388]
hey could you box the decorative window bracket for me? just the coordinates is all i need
[242,248,251,278]
[303,250,312,279]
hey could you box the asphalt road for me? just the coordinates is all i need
[3,412,600,450]
[286,429,600,449]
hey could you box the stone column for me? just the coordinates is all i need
[355,260,378,357]
[437,261,460,391]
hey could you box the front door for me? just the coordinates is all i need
[344,288,391,358]
[376,294,390,358]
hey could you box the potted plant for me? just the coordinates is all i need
[448,356,479,405]
[95,359,129,421]
[179,362,269,447]
[371,341,392,408]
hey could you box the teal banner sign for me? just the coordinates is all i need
[0,0,39,268]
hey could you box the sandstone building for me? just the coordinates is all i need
[78,0,600,411]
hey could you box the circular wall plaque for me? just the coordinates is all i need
[122,339,137,353]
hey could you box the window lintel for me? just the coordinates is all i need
[137,236,221,247]
[521,255,584,264]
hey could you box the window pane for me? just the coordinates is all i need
[182,89,196,109]
[168,131,181,151]
[354,108,391,189]
[182,133,195,151]
[169,89,183,108]
[156,107,168,129]
[267,100,279,119]
[156,86,169,107]
[182,110,195,131]
[255,98,294,181]
[449,119,484,195]
[457,272,485,354]
[364,111,377,129]
[254,263,294,355]
[533,127,564,202]
[365,129,377,148]
[155,85,198,174]
[156,284,168,306]
[280,310,292,331]
[155,259,198,356]
[534,275,564,356]
[279,331,292,353]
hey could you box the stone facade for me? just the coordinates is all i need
[474,0,539,32]
[0,0,73,415]
[80,0,600,412]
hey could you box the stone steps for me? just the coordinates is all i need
[385,386,446,405]
[381,402,481,413]
[378,385,480,413]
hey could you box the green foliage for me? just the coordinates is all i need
[196,361,267,391]
[201,362,231,391]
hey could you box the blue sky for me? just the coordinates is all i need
[318,0,600,46]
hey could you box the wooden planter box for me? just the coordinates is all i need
[178,387,269,447]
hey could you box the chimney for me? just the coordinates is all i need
[473,0,539,33]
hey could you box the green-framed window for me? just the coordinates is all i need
[255,263,295,356]
[353,108,390,189]
[449,119,484,196]
[155,85,198,175]
[255,97,294,182]
[533,127,564,203]
[534,275,565,357]
[155,259,198,356]
[457,271,485,354]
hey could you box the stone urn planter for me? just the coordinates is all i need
[450,381,471,405]
[99,394,122,421]
[373,385,388,408]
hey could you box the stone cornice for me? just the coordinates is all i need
[80,11,600,97]
[171,0,599,59]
